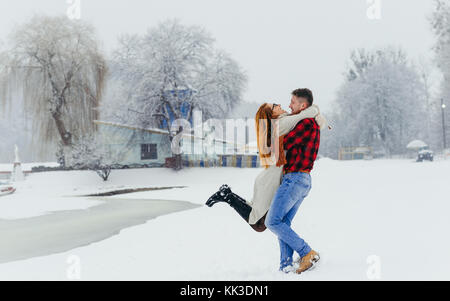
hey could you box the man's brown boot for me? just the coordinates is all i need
[296,250,320,274]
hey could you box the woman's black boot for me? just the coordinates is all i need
[226,192,252,222]
[206,184,233,207]
[206,185,252,221]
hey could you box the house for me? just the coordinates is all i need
[338,146,373,160]
[94,120,261,168]
[94,120,172,167]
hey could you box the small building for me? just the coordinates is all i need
[94,120,261,168]
[338,146,373,160]
[94,120,172,167]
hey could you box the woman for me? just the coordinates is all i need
[206,102,329,232]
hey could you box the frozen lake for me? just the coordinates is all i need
[0,198,200,263]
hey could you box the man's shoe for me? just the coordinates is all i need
[205,185,232,207]
[280,265,297,274]
[296,250,320,274]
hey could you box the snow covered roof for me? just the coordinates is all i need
[406,140,427,149]
[94,120,170,135]
[94,120,240,146]
[418,149,433,154]
[353,146,371,153]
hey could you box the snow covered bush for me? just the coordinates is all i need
[68,134,120,181]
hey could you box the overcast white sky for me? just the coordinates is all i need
[0,0,437,111]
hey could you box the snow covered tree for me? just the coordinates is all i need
[321,47,429,158]
[431,0,450,149]
[0,15,106,154]
[102,20,246,159]
[69,133,121,181]
[345,48,376,82]
[415,57,442,151]
[345,48,408,82]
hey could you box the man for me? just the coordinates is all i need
[265,88,321,274]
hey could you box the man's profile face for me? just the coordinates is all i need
[289,95,308,114]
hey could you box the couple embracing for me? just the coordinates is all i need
[206,88,330,274]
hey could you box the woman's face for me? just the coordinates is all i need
[268,103,286,118]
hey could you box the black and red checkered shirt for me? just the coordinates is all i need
[283,118,320,173]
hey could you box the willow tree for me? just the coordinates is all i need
[0,15,106,153]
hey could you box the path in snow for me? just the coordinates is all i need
[0,198,200,264]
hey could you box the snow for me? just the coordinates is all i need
[0,162,59,172]
[418,149,433,155]
[407,140,428,149]
[0,158,449,280]
[94,120,171,136]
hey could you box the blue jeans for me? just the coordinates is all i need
[265,172,312,270]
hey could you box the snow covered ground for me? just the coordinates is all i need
[0,158,449,280]
[0,162,60,172]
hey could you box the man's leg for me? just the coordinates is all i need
[265,172,312,270]
[278,179,312,265]
[277,199,303,269]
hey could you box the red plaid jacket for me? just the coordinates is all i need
[283,118,320,174]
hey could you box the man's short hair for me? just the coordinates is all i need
[292,88,313,106]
